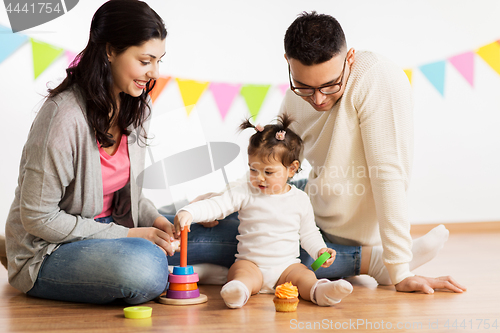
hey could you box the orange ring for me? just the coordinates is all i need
[168,282,198,291]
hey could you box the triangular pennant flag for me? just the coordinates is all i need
[419,60,446,96]
[66,50,79,67]
[449,51,474,87]
[476,41,500,76]
[240,84,271,120]
[0,25,29,64]
[278,83,289,95]
[175,78,210,116]
[149,76,171,104]
[209,82,242,120]
[31,38,64,79]
[403,69,412,85]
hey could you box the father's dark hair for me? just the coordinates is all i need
[284,11,346,66]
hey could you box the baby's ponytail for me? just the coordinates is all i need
[239,113,303,169]
[239,118,256,132]
[277,113,294,131]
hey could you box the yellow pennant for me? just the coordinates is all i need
[175,78,210,116]
[476,41,500,76]
[404,69,412,85]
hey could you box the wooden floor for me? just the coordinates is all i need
[0,222,498,333]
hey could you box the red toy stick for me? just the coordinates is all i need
[180,227,188,267]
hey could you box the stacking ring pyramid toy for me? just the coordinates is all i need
[158,228,208,305]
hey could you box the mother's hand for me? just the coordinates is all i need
[395,275,467,294]
[127,216,176,256]
[152,215,175,237]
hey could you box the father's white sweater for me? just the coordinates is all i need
[280,51,414,284]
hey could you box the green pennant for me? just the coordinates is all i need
[31,38,64,79]
[240,84,271,120]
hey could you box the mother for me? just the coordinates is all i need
[5,0,175,304]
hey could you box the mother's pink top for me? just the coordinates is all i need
[95,134,130,218]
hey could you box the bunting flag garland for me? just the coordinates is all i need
[419,60,446,96]
[65,50,79,67]
[209,83,242,120]
[149,76,171,104]
[448,51,475,87]
[476,41,500,76]
[175,78,210,116]
[404,69,412,85]
[31,38,64,79]
[0,25,28,64]
[240,84,271,120]
[414,40,499,96]
[2,23,500,115]
[278,83,289,95]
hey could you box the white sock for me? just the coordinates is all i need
[220,280,250,309]
[409,224,449,269]
[310,279,353,306]
[368,224,450,285]
[192,264,228,285]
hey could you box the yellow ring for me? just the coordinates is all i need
[123,306,152,319]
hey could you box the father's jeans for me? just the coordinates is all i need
[166,212,240,269]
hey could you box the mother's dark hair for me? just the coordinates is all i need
[49,0,167,147]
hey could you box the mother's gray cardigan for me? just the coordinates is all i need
[5,87,162,293]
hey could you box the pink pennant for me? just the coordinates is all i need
[449,51,474,87]
[209,82,242,120]
[66,50,79,67]
[278,83,289,95]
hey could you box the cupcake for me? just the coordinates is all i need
[273,282,299,312]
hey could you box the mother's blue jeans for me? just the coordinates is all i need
[27,216,168,304]
[167,179,361,279]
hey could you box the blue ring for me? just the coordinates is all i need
[173,266,194,275]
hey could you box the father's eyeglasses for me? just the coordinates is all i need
[288,58,347,97]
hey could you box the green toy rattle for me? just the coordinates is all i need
[311,252,332,271]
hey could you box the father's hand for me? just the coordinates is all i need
[198,220,219,228]
[395,275,466,294]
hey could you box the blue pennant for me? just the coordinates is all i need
[419,60,447,96]
[0,25,29,64]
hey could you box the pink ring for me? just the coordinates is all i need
[168,273,199,284]
[166,289,200,299]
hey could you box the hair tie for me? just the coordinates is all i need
[275,130,286,141]
[255,124,264,132]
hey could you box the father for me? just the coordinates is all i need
[279,12,464,293]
